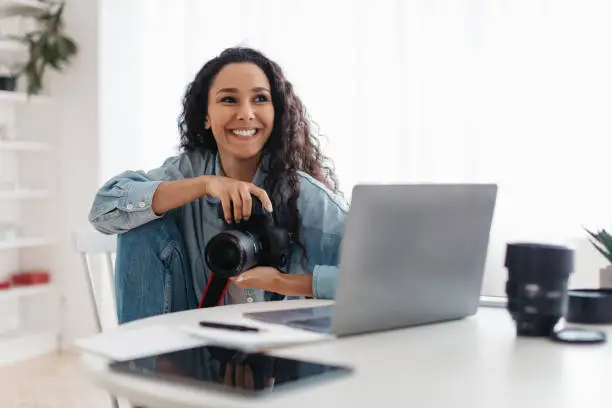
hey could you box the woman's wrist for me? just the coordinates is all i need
[273,272,313,297]
[231,266,314,297]
[199,175,213,196]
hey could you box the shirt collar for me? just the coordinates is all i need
[206,152,269,204]
[214,152,268,187]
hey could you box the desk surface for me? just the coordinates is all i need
[80,299,612,408]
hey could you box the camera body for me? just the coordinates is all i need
[204,197,291,279]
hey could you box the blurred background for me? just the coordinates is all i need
[1,0,612,406]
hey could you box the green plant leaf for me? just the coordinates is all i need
[598,231,612,252]
[584,227,599,242]
[31,37,45,59]
[52,3,65,26]
[585,227,612,263]
[17,1,77,95]
[25,62,42,95]
[56,36,77,58]
[585,228,608,247]
[42,40,61,70]
[589,239,612,263]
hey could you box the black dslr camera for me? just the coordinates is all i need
[204,196,291,279]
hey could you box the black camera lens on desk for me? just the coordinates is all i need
[504,242,574,337]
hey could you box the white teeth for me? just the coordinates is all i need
[231,129,257,137]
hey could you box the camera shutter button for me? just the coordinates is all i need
[246,296,254,303]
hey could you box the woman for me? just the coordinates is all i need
[89,47,348,324]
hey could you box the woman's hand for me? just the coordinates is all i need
[230,267,314,297]
[203,176,273,223]
[152,175,272,219]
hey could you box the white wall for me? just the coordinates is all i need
[98,0,146,182]
[45,0,101,350]
[99,0,187,182]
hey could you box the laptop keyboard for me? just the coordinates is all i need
[243,306,333,333]
[286,316,332,333]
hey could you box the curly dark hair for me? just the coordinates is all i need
[178,47,340,268]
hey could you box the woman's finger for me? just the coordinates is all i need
[231,271,266,289]
[230,189,243,222]
[220,193,233,224]
[239,185,253,220]
[249,185,273,213]
[231,273,249,287]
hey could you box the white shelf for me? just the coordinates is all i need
[0,330,59,366]
[0,188,49,199]
[0,0,49,17]
[0,37,27,65]
[0,283,56,301]
[0,90,50,103]
[0,237,53,250]
[0,140,51,151]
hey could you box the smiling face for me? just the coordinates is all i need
[205,62,275,162]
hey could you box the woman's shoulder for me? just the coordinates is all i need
[296,171,349,235]
[161,149,216,176]
[296,171,348,211]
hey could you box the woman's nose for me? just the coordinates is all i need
[236,103,255,121]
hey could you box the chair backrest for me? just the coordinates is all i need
[72,230,117,332]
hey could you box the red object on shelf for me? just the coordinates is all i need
[11,271,50,286]
[0,281,11,290]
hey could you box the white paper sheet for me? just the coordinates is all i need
[74,325,210,361]
[178,322,333,352]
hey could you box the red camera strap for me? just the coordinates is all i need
[198,273,230,308]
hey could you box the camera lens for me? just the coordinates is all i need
[208,241,241,272]
[504,243,573,337]
[205,230,260,278]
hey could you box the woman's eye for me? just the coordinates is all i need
[254,94,269,103]
[220,96,236,103]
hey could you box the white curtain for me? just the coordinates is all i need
[101,0,612,295]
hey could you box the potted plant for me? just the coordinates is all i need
[16,1,78,95]
[584,227,612,288]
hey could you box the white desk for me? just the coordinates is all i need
[80,299,612,408]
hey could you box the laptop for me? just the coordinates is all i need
[244,183,498,337]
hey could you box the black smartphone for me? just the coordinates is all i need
[199,321,260,332]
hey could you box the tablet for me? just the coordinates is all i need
[109,344,353,397]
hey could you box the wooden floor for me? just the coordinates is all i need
[0,352,119,408]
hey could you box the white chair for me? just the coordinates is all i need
[72,230,119,408]
[72,230,117,332]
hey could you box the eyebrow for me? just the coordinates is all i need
[216,87,271,94]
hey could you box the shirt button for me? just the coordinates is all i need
[138,201,145,208]
[246,297,254,303]
[126,204,134,210]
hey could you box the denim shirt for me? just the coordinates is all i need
[88,149,348,303]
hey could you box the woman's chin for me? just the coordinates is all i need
[223,133,268,159]
[226,145,264,161]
